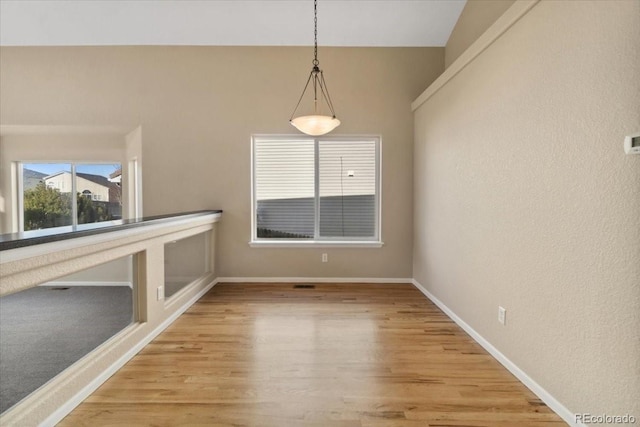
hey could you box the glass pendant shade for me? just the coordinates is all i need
[290,115,341,136]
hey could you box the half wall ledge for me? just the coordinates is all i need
[0,209,222,251]
[0,209,222,426]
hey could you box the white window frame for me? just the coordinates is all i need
[250,135,383,248]
[17,161,122,232]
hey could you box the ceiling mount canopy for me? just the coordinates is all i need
[289,0,340,136]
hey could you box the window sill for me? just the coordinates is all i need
[249,240,384,248]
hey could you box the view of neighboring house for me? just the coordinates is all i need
[45,171,108,201]
[40,170,122,218]
[108,168,121,185]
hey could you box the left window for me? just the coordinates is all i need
[20,162,122,231]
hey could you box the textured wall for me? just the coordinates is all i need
[414,0,639,420]
[445,0,515,68]
[0,46,443,279]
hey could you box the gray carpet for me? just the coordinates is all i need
[0,285,132,413]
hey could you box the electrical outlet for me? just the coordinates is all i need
[157,286,164,301]
[322,253,328,263]
[498,306,506,325]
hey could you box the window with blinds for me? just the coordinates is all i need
[252,136,380,242]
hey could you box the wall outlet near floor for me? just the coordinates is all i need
[157,286,164,301]
[322,253,328,263]
[498,306,506,325]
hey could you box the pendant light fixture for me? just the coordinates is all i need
[289,0,340,136]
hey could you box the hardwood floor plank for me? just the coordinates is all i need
[60,283,566,426]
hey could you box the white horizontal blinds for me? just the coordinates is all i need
[254,138,315,238]
[318,140,376,238]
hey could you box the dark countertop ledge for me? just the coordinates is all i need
[0,210,222,252]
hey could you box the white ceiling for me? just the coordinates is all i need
[0,0,466,47]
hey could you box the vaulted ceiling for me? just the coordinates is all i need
[0,0,466,47]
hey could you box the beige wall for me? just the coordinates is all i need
[165,232,209,282]
[445,0,515,68]
[414,0,640,420]
[0,46,443,278]
[50,255,132,284]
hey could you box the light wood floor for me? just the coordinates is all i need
[60,283,566,426]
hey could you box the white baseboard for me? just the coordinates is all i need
[411,279,584,427]
[42,281,132,288]
[40,278,219,427]
[216,277,413,284]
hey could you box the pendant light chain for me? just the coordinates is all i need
[313,0,318,67]
[312,0,318,109]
